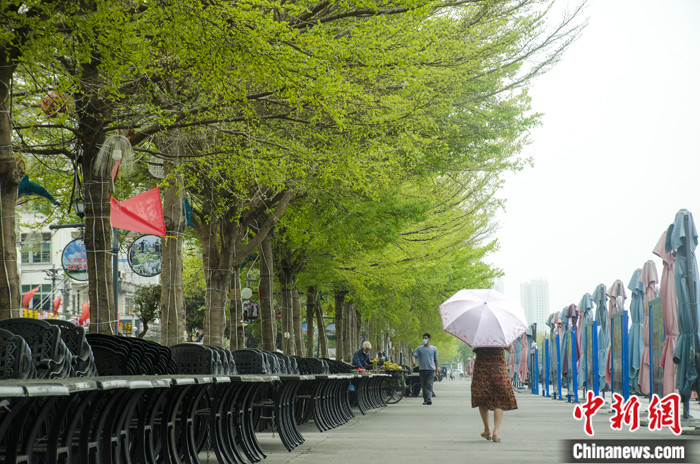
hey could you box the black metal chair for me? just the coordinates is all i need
[170,343,216,374]
[231,349,271,375]
[45,319,97,377]
[0,318,72,379]
[0,328,35,380]
[85,334,131,376]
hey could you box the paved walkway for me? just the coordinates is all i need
[205,379,698,463]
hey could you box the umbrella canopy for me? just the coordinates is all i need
[518,334,529,383]
[592,283,609,389]
[607,279,627,314]
[513,339,522,381]
[577,293,594,388]
[652,231,676,396]
[561,304,577,377]
[605,279,627,386]
[439,288,528,348]
[628,268,645,393]
[670,209,700,397]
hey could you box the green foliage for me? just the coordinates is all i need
[6,0,585,344]
[133,284,161,338]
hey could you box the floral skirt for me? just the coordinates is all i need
[471,348,518,411]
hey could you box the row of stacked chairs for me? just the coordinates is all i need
[0,318,356,379]
[0,318,97,379]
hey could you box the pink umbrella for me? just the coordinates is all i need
[439,288,528,347]
[652,230,678,396]
[518,333,529,382]
[466,357,475,376]
[605,280,627,387]
[575,304,584,373]
[507,343,517,380]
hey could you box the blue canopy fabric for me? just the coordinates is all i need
[527,326,536,385]
[546,312,556,379]
[670,209,700,397]
[17,175,59,205]
[628,268,645,393]
[592,283,609,389]
[578,293,594,388]
[560,306,570,377]
[514,335,523,383]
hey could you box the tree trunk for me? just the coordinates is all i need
[0,61,21,319]
[355,306,361,352]
[306,286,316,357]
[315,297,328,358]
[279,267,291,353]
[229,266,245,349]
[159,155,186,346]
[74,57,114,334]
[82,165,114,334]
[334,291,346,361]
[292,285,303,356]
[342,301,353,361]
[259,234,276,351]
[198,215,228,346]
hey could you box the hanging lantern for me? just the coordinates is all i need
[41,91,70,117]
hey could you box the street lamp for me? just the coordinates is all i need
[74,197,85,220]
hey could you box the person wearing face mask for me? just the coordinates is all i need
[412,333,439,405]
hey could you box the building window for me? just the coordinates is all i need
[20,232,51,264]
[21,284,53,312]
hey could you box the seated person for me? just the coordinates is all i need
[352,341,372,369]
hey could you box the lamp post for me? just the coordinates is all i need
[74,197,85,220]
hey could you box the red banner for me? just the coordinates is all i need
[22,285,40,307]
[110,187,166,236]
[53,295,62,314]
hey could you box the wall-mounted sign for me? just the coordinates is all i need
[62,238,88,281]
[128,235,162,277]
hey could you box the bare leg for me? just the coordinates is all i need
[479,406,490,435]
[492,408,504,438]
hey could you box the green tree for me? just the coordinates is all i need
[133,284,161,339]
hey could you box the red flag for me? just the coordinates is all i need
[79,301,90,325]
[53,295,62,314]
[22,285,40,307]
[110,187,166,236]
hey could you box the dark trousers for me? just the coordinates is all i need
[419,370,435,402]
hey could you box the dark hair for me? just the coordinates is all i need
[423,333,431,339]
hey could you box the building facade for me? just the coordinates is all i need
[18,209,158,336]
[520,278,550,329]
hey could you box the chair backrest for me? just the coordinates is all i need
[86,334,131,376]
[170,343,215,375]
[231,349,271,375]
[45,319,97,377]
[0,318,72,379]
[0,328,35,380]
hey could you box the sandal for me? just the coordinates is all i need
[480,432,491,441]
[492,435,501,443]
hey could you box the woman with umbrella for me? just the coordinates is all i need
[439,288,526,443]
[471,343,519,442]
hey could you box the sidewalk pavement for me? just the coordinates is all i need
[206,379,699,464]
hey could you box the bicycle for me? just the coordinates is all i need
[381,367,409,404]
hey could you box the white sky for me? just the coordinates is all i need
[489,0,700,318]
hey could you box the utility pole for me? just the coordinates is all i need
[44,267,59,312]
